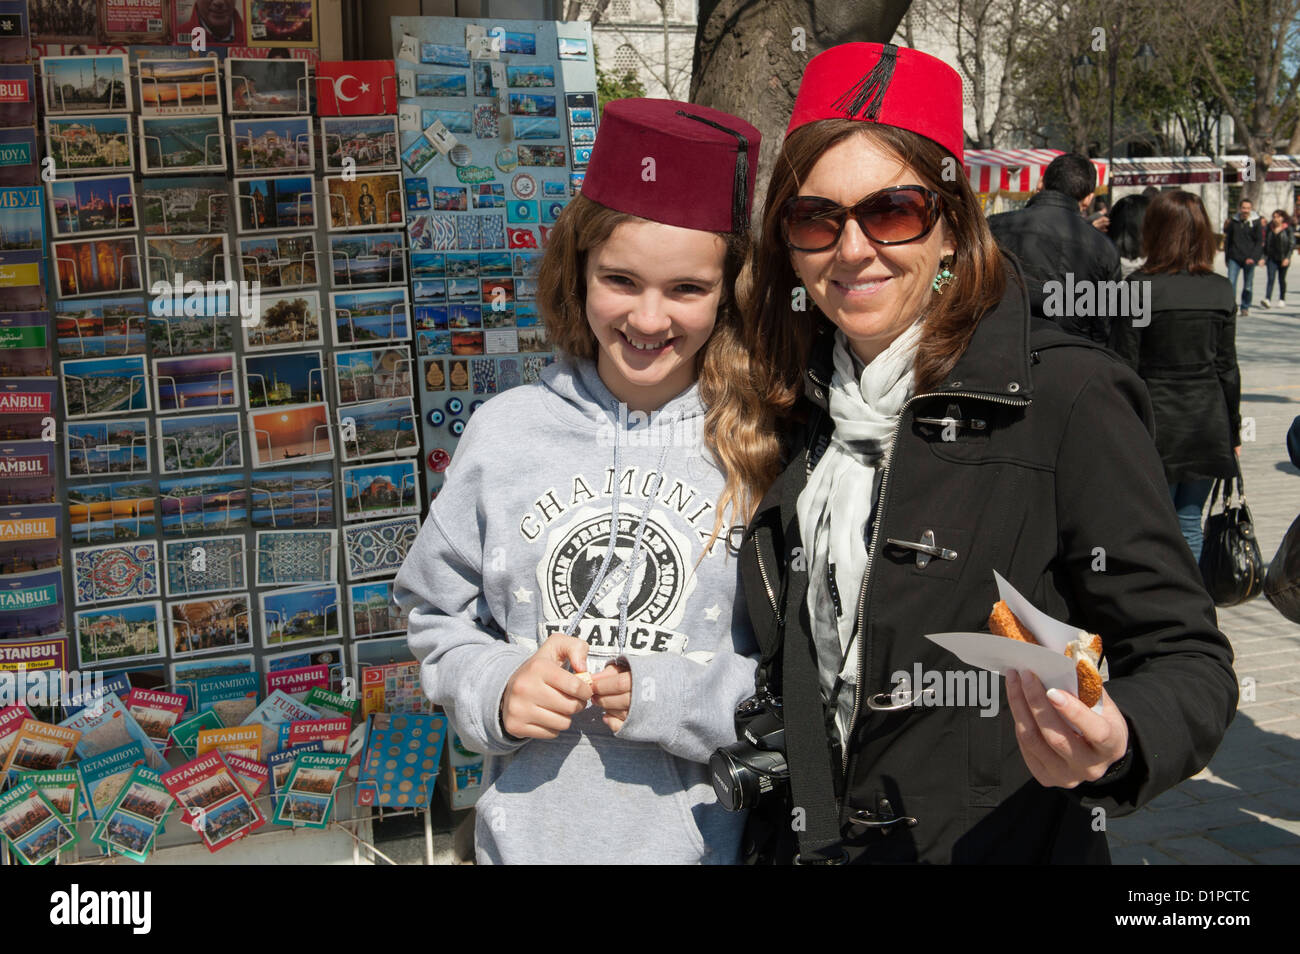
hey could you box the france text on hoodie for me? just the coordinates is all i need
[393,355,758,864]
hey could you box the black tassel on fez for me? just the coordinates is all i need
[674,109,750,233]
[832,44,898,121]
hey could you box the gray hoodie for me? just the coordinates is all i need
[393,355,758,864]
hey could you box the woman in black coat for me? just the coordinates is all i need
[1262,208,1294,307]
[1110,191,1242,561]
[735,43,1237,864]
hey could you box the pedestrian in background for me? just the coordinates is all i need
[988,153,1122,342]
[1112,190,1241,561]
[1108,193,1150,274]
[1262,208,1293,307]
[1223,198,1265,317]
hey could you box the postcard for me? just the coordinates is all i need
[343,515,420,580]
[70,540,157,606]
[65,419,149,479]
[61,353,149,418]
[53,236,141,299]
[243,349,323,410]
[248,468,333,528]
[330,286,411,347]
[231,115,314,174]
[329,231,406,288]
[254,528,336,585]
[321,115,399,171]
[168,593,253,658]
[152,351,239,415]
[47,174,135,238]
[235,174,315,232]
[260,583,342,648]
[334,346,413,406]
[324,172,403,231]
[237,232,318,288]
[139,114,226,174]
[67,478,155,543]
[159,473,249,536]
[338,397,418,462]
[137,57,221,114]
[148,306,235,357]
[73,602,163,667]
[45,113,133,175]
[144,232,229,290]
[242,289,322,350]
[348,578,410,638]
[157,412,243,474]
[138,175,230,235]
[42,57,132,114]
[163,534,246,598]
[226,56,309,114]
[248,401,334,467]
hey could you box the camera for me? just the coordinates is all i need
[709,691,789,812]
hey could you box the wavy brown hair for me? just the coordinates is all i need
[537,192,781,546]
[749,120,1007,428]
[1139,190,1216,275]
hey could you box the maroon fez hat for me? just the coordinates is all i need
[580,98,761,233]
[786,43,964,161]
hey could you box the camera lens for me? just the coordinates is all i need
[710,748,756,813]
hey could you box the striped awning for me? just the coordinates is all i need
[964,148,1108,196]
[1109,157,1222,186]
[1221,155,1300,183]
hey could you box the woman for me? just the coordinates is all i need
[1111,191,1242,561]
[394,99,769,864]
[737,43,1237,864]
[1107,193,1150,274]
[1262,208,1293,307]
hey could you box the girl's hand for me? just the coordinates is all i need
[500,634,593,739]
[1284,258,1291,267]
[1004,669,1129,790]
[590,659,632,733]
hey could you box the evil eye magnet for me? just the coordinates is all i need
[450,419,466,436]
[446,397,464,415]
[470,400,484,414]
[427,409,446,426]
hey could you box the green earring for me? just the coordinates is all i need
[932,257,954,294]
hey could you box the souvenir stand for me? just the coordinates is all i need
[0,0,475,866]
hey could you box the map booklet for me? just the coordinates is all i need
[16,767,81,823]
[196,724,262,761]
[224,753,270,797]
[303,686,358,718]
[241,689,319,756]
[91,766,174,864]
[274,751,350,829]
[78,741,149,821]
[269,741,321,792]
[170,707,223,759]
[3,719,81,782]
[61,672,131,718]
[161,751,266,853]
[265,664,329,702]
[195,672,260,725]
[125,688,189,755]
[61,691,166,770]
[0,779,79,865]
[282,716,351,752]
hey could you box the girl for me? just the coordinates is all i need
[394,99,771,864]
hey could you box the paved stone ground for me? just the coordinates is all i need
[1108,273,1300,865]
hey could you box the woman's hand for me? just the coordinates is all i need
[500,634,593,740]
[1004,669,1129,789]
[590,659,633,733]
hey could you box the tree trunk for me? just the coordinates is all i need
[691,0,913,213]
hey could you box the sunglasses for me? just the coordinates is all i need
[780,185,943,252]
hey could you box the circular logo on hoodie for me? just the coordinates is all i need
[540,506,696,647]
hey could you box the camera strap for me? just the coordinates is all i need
[780,416,846,864]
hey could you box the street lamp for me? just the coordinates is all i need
[1072,43,1155,191]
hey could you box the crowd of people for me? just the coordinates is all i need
[393,41,1291,866]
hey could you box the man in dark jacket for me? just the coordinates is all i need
[987,153,1123,343]
[1223,199,1265,317]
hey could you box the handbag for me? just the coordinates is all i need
[1264,512,1300,623]
[1198,464,1265,606]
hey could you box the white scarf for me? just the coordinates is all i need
[796,321,922,749]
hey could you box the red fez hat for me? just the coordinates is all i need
[580,98,761,233]
[786,43,964,161]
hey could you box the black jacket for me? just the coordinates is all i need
[1110,271,1241,482]
[987,189,1122,343]
[739,268,1237,864]
[1223,215,1265,264]
[1264,224,1294,263]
